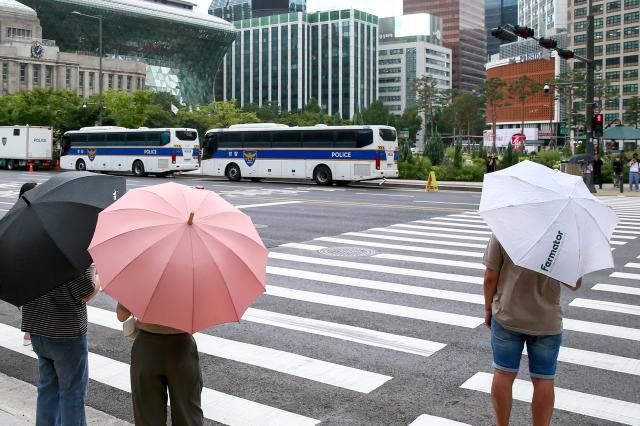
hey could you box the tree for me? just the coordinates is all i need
[414,75,447,143]
[478,77,507,154]
[508,76,541,135]
[424,132,445,165]
[360,100,396,126]
[625,96,639,128]
[447,90,485,146]
[396,107,423,144]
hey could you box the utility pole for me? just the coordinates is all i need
[585,0,595,156]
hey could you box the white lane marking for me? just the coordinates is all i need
[0,323,320,426]
[408,414,471,425]
[461,372,640,426]
[564,318,640,341]
[569,298,640,316]
[243,308,446,357]
[413,220,490,230]
[268,252,484,285]
[280,243,327,251]
[87,307,389,394]
[593,283,640,296]
[625,262,640,268]
[315,237,484,257]
[611,272,640,280]
[554,346,640,376]
[267,266,484,304]
[376,227,490,241]
[611,241,627,246]
[267,286,484,328]
[237,201,303,209]
[373,253,485,270]
[612,235,636,240]
[0,208,7,212]
[431,217,487,224]
[394,224,492,236]
[413,200,480,206]
[358,228,489,243]
[355,193,414,198]
[449,214,488,221]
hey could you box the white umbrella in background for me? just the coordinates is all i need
[479,160,619,285]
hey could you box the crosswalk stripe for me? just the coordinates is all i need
[554,346,640,376]
[461,372,640,426]
[266,286,484,328]
[431,217,487,224]
[624,262,640,268]
[369,228,490,241]
[611,241,627,245]
[280,243,327,251]
[391,224,492,236]
[569,298,640,316]
[342,232,488,248]
[266,266,484,304]
[592,283,640,296]
[408,414,471,426]
[314,236,485,257]
[268,252,484,285]
[611,229,640,235]
[563,318,640,341]
[243,308,447,357]
[615,224,640,230]
[612,234,636,239]
[619,221,640,225]
[373,253,485,270]
[237,201,303,209]
[447,214,487,222]
[611,272,640,280]
[412,220,491,230]
[87,307,391,394]
[0,323,320,426]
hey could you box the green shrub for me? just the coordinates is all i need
[531,150,562,169]
[424,133,444,165]
[398,155,432,180]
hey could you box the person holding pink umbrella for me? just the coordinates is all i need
[89,182,268,425]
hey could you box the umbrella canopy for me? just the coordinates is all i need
[0,172,126,306]
[603,125,640,140]
[567,154,594,164]
[88,182,268,334]
[479,160,618,284]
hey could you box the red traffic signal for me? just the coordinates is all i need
[592,114,604,137]
[538,37,558,49]
[595,114,603,123]
[557,49,575,59]
[513,25,534,38]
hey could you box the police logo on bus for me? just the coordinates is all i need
[243,151,257,167]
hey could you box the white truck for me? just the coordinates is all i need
[0,126,53,170]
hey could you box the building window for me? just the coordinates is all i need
[624,55,639,65]
[379,86,401,93]
[574,34,587,44]
[78,71,84,94]
[127,76,132,91]
[19,64,27,84]
[390,49,404,55]
[624,84,638,94]
[624,69,639,80]
[575,7,587,17]
[607,29,621,40]
[607,43,621,54]
[379,59,402,65]
[89,72,95,91]
[594,31,603,41]
[45,66,53,88]
[6,28,33,39]
[379,50,388,56]
[606,98,620,108]
[594,18,604,28]
[1,63,7,82]
[625,40,640,51]
[118,75,123,90]
[379,96,401,102]
[625,0,640,6]
[32,65,40,86]
[379,77,401,83]
[625,26,639,38]
[574,21,587,31]
[625,12,640,23]
[606,71,620,80]
[607,15,622,25]
[379,67,401,74]
[607,57,621,67]
[108,74,113,89]
[605,113,620,122]
[607,1,621,11]
[66,68,72,89]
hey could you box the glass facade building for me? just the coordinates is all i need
[403,0,486,91]
[20,0,237,103]
[209,0,306,22]
[485,0,518,57]
[519,0,567,38]
[217,9,378,120]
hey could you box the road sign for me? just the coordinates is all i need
[399,131,410,139]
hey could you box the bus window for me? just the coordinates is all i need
[334,130,357,148]
[61,135,72,155]
[106,133,125,146]
[272,131,302,148]
[88,133,106,145]
[126,132,145,146]
[146,132,165,147]
[303,131,334,148]
[175,130,197,141]
[356,130,374,148]
[70,133,87,147]
[202,133,218,160]
[218,132,243,148]
[379,128,397,142]
[243,131,271,148]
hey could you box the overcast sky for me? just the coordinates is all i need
[196,0,402,18]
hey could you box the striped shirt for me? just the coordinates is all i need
[21,270,95,339]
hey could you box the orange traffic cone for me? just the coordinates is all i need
[55,159,60,169]
[28,162,33,173]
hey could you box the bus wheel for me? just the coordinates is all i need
[76,159,86,171]
[6,160,14,170]
[226,163,241,181]
[132,160,147,177]
[314,165,333,186]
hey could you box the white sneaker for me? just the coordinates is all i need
[23,338,31,347]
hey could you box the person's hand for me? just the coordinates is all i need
[485,309,492,329]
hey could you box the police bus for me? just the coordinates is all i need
[201,124,399,185]
[60,126,200,177]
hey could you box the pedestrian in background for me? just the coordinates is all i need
[483,234,581,426]
[613,154,624,190]
[116,303,204,426]
[628,153,639,192]
[593,153,603,189]
[486,155,498,173]
[580,160,593,187]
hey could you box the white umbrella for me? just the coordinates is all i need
[479,160,618,285]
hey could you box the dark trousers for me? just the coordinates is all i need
[593,170,603,188]
[131,331,203,426]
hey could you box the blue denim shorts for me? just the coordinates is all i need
[491,317,562,379]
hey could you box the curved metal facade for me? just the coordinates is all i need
[20,0,237,103]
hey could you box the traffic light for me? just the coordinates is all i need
[557,49,575,60]
[592,114,604,137]
[538,38,558,49]
[513,25,534,38]
[491,27,518,43]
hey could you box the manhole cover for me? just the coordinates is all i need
[318,247,377,257]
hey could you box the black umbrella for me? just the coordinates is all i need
[568,154,594,164]
[0,172,126,306]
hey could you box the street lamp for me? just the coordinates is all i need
[72,11,103,126]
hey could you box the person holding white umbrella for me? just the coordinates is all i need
[479,161,618,426]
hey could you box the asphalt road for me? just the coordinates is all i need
[0,170,638,426]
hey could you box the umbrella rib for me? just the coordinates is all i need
[134,187,185,218]
[571,198,618,243]
[481,198,567,213]
[491,174,572,197]
[91,222,181,247]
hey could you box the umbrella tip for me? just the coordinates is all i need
[188,212,195,226]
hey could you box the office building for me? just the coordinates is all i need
[216,9,378,120]
[19,0,236,103]
[209,0,306,21]
[403,0,486,91]
[378,14,452,115]
[568,0,640,127]
[0,0,146,97]
[518,0,567,38]
[485,0,518,57]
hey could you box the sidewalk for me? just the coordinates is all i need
[0,372,130,425]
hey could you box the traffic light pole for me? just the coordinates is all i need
[585,0,595,157]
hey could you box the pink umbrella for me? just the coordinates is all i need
[88,182,268,334]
